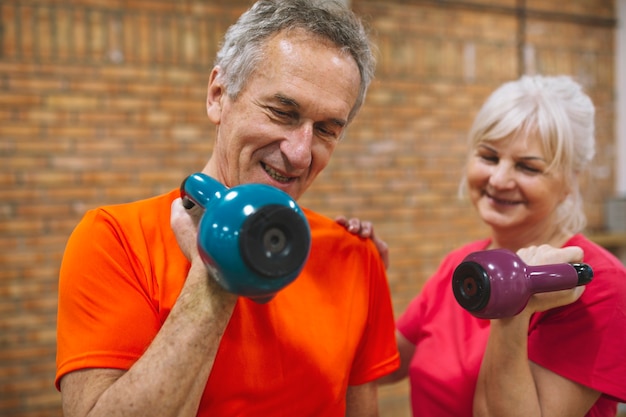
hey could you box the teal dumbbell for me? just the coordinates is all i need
[180,172,311,303]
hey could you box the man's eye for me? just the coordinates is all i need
[315,124,340,141]
[270,108,293,119]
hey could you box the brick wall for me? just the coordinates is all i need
[0,1,617,416]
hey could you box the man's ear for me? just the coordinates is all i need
[207,67,225,124]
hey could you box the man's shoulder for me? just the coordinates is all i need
[83,189,176,221]
[302,207,366,244]
[97,189,177,215]
[75,189,178,238]
[301,207,333,227]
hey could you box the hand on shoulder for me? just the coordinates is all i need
[336,216,389,270]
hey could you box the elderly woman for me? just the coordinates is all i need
[345,75,626,417]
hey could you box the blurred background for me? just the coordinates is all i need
[1,0,624,416]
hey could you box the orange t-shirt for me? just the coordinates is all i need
[56,189,399,416]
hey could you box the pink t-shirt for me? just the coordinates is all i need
[397,235,626,417]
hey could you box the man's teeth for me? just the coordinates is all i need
[264,165,291,183]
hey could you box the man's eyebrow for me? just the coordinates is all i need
[274,94,299,108]
[331,118,347,128]
[273,93,347,128]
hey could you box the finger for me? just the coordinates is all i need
[182,195,196,209]
[527,285,586,314]
[184,199,205,220]
[353,219,374,238]
[548,245,584,263]
[517,245,584,266]
[335,215,348,226]
[374,238,390,270]
[171,197,185,219]
[358,221,373,238]
[347,218,362,234]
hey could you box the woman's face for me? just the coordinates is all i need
[466,134,569,235]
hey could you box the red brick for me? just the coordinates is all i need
[54,7,71,61]
[23,109,71,124]
[45,94,99,110]
[0,94,43,107]
[0,4,18,58]
[75,111,129,125]
[71,8,87,58]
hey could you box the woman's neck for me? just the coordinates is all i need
[488,224,574,252]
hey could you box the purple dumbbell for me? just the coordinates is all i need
[452,248,593,319]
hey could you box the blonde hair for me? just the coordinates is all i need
[461,75,596,234]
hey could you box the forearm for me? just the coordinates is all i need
[346,383,379,417]
[474,313,541,417]
[63,262,237,417]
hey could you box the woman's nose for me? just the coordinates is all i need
[281,124,313,170]
[489,162,515,189]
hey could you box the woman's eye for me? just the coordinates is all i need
[479,154,498,163]
[519,164,542,174]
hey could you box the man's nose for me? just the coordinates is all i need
[281,124,313,170]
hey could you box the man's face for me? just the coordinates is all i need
[205,30,361,200]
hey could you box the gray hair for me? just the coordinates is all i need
[462,75,596,234]
[214,0,376,122]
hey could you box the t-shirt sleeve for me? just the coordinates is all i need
[55,208,162,389]
[396,294,426,344]
[396,248,464,344]
[348,239,400,385]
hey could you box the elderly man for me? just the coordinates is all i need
[56,1,399,416]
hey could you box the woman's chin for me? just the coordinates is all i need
[479,211,517,230]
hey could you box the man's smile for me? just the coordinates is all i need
[261,162,296,184]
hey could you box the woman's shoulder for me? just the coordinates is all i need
[567,234,626,274]
[565,234,626,308]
